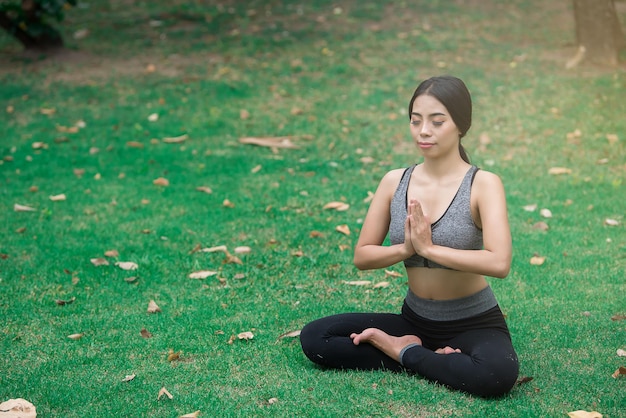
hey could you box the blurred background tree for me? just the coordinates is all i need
[0,0,75,51]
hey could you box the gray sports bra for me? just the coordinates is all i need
[389,165,483,269]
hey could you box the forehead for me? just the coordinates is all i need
[411,94,448,115]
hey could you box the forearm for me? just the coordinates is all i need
[353,244,412,270]
[422,245,511,278]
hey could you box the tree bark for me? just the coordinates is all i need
[572,0,625,67]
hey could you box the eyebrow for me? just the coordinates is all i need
[411,112,447,117]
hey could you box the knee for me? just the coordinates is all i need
[475,354,519,397]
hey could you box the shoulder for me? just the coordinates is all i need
[372,166,413,199]
[472,168,506,197]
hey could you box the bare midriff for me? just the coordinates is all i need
[406,267,488,300]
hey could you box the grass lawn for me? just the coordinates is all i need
[1,0,625,416]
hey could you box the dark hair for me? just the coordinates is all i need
[408,75,472,163]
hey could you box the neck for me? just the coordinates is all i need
[421,154,468,178]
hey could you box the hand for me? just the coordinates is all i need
[407,199,433,256]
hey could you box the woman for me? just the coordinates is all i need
[299,76,519,398]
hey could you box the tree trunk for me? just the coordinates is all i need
[0,1,64,51]
[572,0,625,67]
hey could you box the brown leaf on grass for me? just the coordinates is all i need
[240,109,250,119]
[223,199,235,208]
[384,270,403,278]
[180,411,201,418]
[532,221,549,231]
[14,203,36,212]
[323,201,350,211]
[49,194,66,201]
[292,250,304,257]
[343,280,371,286]
[363,191,375,203]
[90,258,109,266]
[225,253,242,265]
[162,134,188,143]
[55,297,76,306]
[124,276,138,283]
[116,261,138,271]
[335,225,350,236]
[516,376,534,385]
[539,208,552,218]
[548,167,572,175]
[606,133,619,145]
[121,374,136,382]
[238,331,254,341]
[126,141,144,149]
[67,333,84,340]
[104,250,119,257]
[0,398,37,418]
[188,270,218,279]
[530,255,546,266]
[612,366,626,378]
[251,164,262,173]
[567,411,603,418]
[239,136,299,149]
[153,177,169,186]
[604,218,620,226]
[617,349,626,357]
[140,328,152,338]
[309,230,324,238]
[147,300,161,313]
[40,107,56,115]
[196,186,213,194]
[201,245,229,253]
[278,329,301,340]
[611,314,626,321]
[73,168,85,178]
[373,281,390,289]
[167,349,181,362]
[157,387,173,400]
[523,204,538,212]
[234,246,251,254]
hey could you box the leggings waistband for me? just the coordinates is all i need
[404,286,498,321]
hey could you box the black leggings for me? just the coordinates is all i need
[300,303,519,398]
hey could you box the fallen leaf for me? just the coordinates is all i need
[240,109,250,119]
[121,374,136,382]
[224,253,242,265]
[188,270,218,279]
[363,191,375,203]
[516,376,534,385]
[532,221,549,231]
[292,250,304,257]
[116,261,138,271]
[196,186,213,194]
[617,349,626,357]
[163,134,188,143]
[237,331,254,340]
[158,387,173,400]
[90,258,109,266]
[335,225,350,235]
[567,411,603,418]
[530,256,546,266]
[612,366,626,378]
[147,300,161,313]
[180,411,201,418]
[67,333,84,340]
[251,165,262,173]
[324,201,350,211]
[373,281,390,289]
[539,208,552,218]
[611,314,626,321]
[223,199,235,208]
[14,203,36,212]
[140,328,152,338]
[604,218,619,226]
[147,113,159,122]
[606,133,619,145]
[48,193,67,202]
[40,108,56,115]
[201,245,229,253]
[153,177,169,186]
[309,230,324,238]
[343,280,371,286]
[278,329,301,340]
[167,349,181,362]
[234,246,251,254]
[0,398,37,418]
[523,204,537,212]
[268,398,279,405]
[384,270,403,278]
[239,136,299,149]
[55,297,76,306]
[126,141,144,149]
[124,276,138,283]
[104,250,119,257]
[548,167,572,175]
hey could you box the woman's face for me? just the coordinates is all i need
[409,94,461,158]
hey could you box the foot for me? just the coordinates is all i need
[350,328,422,362]
[434,346,462,354]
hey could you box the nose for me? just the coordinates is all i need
[419,123,431,137]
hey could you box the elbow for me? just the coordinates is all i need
[353,255,367,270]
[492,259,511,279]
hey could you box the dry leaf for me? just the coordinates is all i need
[237,331,254,340]
[153,177,169,186]
[90,258,109,266]
[278,329,301,340]
[140,328,152,338]
[201,245,229,253]
[116,261,138,271]
[530,256,546,266]
[180,411,201,418]
[49,194,66,201]
[516,376,534,385]
[292,250,304,257]
[363,191,375,203]
[158,387,173,400]
[251,165,262,173]
[234,246,251,254]
[124,276,138,283]
[335,225,350,236]
[167,349,181,362]
[147,300,161,313]
[612,366,626,378]
[240,109,250,119]
[148,113,159,122]
[239,136,299,149]
[196,186,213,194]
[604,218,619,226]
[0,398,37,418]
[225,254,242,265]
[373,281,390,289]
[568,411,602,418]
[126,141,144,149]
[14,203,36,212]
[548,167,572,175]
[55,297,76,306]
[67,333,84,340]
[611,314,626,321]
[539,208,552,218]
[162,134,188,143]
[324,201,350,211]
[223,199,235,208]
[268,398,279,405]
[104,250,119,257]
[606,133,619,144]
[309,230,324,238]
[532,221,549,231]
[121,374,136,382]
[384,270,403,278]
[523,204,537,212]
[343,280,371,286]
[188,270,218,279]
[616,349,626,357]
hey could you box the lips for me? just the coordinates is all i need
[418,142,435,148]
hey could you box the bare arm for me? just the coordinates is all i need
[409,171,512,278]
[353,170,415,270]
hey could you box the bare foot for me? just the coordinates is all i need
[434,346,462,355]
[350,328,422,362]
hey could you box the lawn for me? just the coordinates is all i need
[1,0,625,417]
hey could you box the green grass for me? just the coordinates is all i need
[1,0,625,416]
